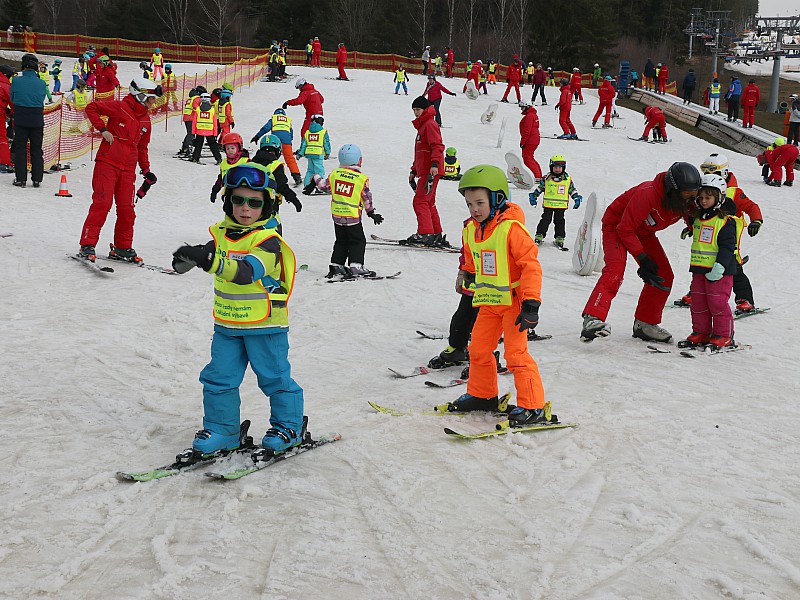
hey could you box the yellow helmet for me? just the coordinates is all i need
[549,154,566,170]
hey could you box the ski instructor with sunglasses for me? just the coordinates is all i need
[77,77,162,264]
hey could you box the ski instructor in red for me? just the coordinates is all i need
[580,162,701,343]
[78,77,161,263]
[404,96,447,247]
[283,78,324,136]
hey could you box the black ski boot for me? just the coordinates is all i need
[108,245,143,264]
[443,392,513,413]
[428,345,468,369]
[508,402,553,427]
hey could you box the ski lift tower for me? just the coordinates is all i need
[684,8,705,60]
[707,10,732,78]
[757,16,800,112]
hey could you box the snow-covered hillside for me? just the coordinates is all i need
[1,57,799,600]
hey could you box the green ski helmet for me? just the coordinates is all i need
[445,147,457,157]
[458,164,509,216]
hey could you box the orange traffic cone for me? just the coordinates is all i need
[54,174,72,197]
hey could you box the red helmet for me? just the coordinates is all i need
[221,132,243,146]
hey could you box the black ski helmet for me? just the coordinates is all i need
[665,162,701,192]
[0,64,14,78]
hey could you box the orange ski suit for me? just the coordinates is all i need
[462,202,545,410]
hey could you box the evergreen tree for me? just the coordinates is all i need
[1,0,34,27]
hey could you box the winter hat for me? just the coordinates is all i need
[412,96,430,110]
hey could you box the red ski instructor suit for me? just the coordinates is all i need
[80,94,152,249]
[583,172,683,325]
[285,82,324,136]
[519,105,542,179]
[410,105,445,234]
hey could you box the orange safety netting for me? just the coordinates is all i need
[21,32,677,169]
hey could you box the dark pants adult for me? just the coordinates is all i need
[431,98,442,126]
[192,134,221,162]
[531,84,546,104]
[727,95,740,121]
[449,292,479,350]
[181,121,194,154]
[13,123,43,184]
[682,88,694,104]
[422,60,428,75]
[331,222,366,265]
[536,207,566,239]
[787,122,799,146]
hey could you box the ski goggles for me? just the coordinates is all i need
[223,165,270,190]
[230,195,265,209]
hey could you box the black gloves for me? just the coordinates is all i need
[368,211,384,225]
[514,300,541,332]
[680,226,692,240]
[287,196,303,212]
[135,171,157,202]
[210,192,217,203]
[748,220,762,236]
[408,177,417,191]
[172,240,216,274]
[302,182,317,195]
[636,253,669,291]
[281,101,288,109]
[143,171,157,184]
[250,136,259,144]
[425,174,435,193]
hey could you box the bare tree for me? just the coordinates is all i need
[156,0,193,44]
[408,0,430,49]
[197,0,239,47]
[42,0,66,33]
[335,0,379,49]
[463,0,477,58]
[515,0,531,58]
[446,0,457,48]
[488,0,510,61]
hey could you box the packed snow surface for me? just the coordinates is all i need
[1,57,799,600]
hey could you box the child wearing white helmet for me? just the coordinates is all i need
[305,144,384,278]
[680,173,742,350]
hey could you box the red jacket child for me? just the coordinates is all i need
[519,104,542,178]
[556,80,575,136]
[571,69,583,102]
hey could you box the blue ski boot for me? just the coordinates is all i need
[508,406,548,427]
[192,429,241,454]
[262,423,303,454]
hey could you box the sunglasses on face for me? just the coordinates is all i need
[230,195,265,209]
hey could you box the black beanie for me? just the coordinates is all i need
[412,96,429,110]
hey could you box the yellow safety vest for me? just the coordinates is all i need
[478,69,487,83]
[209,220,296,330]
[690,214,744,268]
[395,69,406,82]
[443,158,460,177]
[306,43,312,53]
[271,113,291,133]
[488,63,496,74]
[214,100,226,124]
[278,55,286,65]
[72,63,82,75]
[527,66,534,75]
[152,53,163,66]
[463,219,529,306]
[435,57,442,67]
[219,156,249,178]
[39,70,50,85]
[72,89,88,109]
[194,106,216,133]
[329,168,368,219]
[183,98,194,117]
[264,160,283,204]
[303,128,326,155]
[710,82,721,97]
[543,176,571,209]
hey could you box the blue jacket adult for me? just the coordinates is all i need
[10,69,46,127]
[643,59,656,79]
[726,78,741,99]
[682,71,696,91]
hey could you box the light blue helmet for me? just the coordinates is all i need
[155,47,160,53]
[273,108,286,115]
[337,144,362,166]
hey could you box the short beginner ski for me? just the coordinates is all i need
[326,271,402,282]
[553,241,569,252]
[424,379,468,388]
[117,421,256,482]
[552,134,589,142]
[205,419,340,480]
[69,254,114,274]
[734,307,769,319]
[101,244,178,274]
[443,402,576,439]
[416,330,446,340]
[388,366,436,378]
[368,234,460,254]
[369,392,513,417]
[679,344,751,358]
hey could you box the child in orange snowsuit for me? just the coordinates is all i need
[444,164,550,426]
